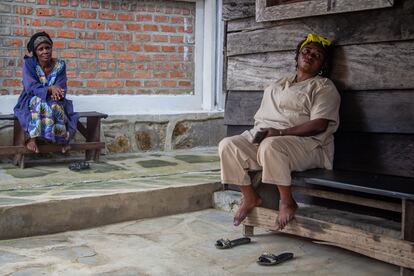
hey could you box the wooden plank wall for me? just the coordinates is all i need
[222,0,414,177]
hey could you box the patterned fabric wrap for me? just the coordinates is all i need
[27,60,69,144]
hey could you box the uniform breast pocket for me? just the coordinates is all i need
[279,90,308,113]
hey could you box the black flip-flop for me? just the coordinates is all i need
[69,161,90,171]
[215,237,251,249]
[257,252,294,266]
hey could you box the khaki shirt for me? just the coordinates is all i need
[242,74,341,169]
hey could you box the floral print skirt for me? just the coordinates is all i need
[27,96,69,144]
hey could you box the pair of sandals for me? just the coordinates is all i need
[215,237,293,266]
[69,160,90,171]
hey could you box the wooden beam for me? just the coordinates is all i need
[227,41,414,91]
[293,186,401,212]
[0,142,105,156]
[243,207,414,269]
[401,200,414,275]
[222,0,255,21]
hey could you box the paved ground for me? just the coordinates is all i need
[0,148,401,275]
[0,209,399,276]
[0,147,220,206]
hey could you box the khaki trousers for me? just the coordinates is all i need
[218,134,324,186]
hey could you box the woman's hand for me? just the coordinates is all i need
[48,85,65,100]
[260,128,285,138]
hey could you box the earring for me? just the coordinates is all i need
[318,70,323,76]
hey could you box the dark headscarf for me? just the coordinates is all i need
[27,31,53,57]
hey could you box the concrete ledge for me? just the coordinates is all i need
[0,182,221,240]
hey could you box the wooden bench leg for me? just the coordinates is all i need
[243,225,254,237]
[401,199,414,276]
[13,120,25,168]
[85,117,101,161]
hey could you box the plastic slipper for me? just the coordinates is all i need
[215,237,251,249]
[257,252,294,266]
[69,161,90,171]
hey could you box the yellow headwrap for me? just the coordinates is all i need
[300,34,332,50]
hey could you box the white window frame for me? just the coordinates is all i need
[0,0,223,115]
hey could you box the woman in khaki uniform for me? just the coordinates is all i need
[219,34,340,229]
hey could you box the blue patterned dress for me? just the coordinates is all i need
[14,56,79,144]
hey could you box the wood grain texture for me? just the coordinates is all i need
[227,4,414,56]
[222,0,255,21]
[244,207,414,269]
[334,133,414,178]
[256,0,394,22]
[402,200,414,275]
[224,91,262,125]
[227,41,414,91]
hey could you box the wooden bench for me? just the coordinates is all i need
[0,111,108,168]
[224,90,414,273]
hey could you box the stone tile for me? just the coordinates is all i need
[174,154,220,163]
[136,159,178,168]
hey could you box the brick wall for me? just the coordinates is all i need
[0,0,195,96]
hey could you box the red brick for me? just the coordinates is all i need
[0,89,9,95]
[98,52,114,59]
[97,33,114,40]
[60,0,69,6]
[37,0,47,4]
[144,44,160,52]
[60,51,77,58]
[117,53,134,60]
[66,71,77,78]
[101,1,110,9]
[182,8,191,15]
[153,35,168,42]
[108,43,124,51]
[170,71,184,78]
[171,16,184,24]
[117,71,133,78]
[53,41,65,49]
[67,21,85,29]
[106,80,123,88]
[117,34,132,41]
[87,22,104,30]
[108,23,123,31]
[178,26,193,33]
[59,9,77,17]
[136,15,152,22]
[68,80,82,87]
[80,72,96,78]
[126,80,141,87]
[70,0,79,7]
[155,15,169,23]
[144,25,158,32]
[118,13,134,21]
[15,6,33,15]
[87,80,104,87]
[121,2,129,10]
[154,72,168,78]
[97,71,115,78]
[144,81,159,87]
[126,24,141,31]
[57,30,76,39]
[0,70,12,77]
[135,71,151,78]
[162,80,176,87]
[79,10,96,19]
[3,79,20,87]
[78,32,96,40]
[160,25,176,33]
[170,36,183,43]
[127,44,141,51]
[4,39,23,47]
[69,41,86,48]
[162,46,175,52]
[152,55,168,61]
[179,81,191,87]
[80,51,96,59]
[45,20,64,27]
[136,54,151,62]
[88,42,104,50]
[36,8,56,16]
[99,12,116,20]
[135,34,151,42]
[91,1,100,8]
[76,89,93,95]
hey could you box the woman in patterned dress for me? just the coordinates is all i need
[14,32,79,153]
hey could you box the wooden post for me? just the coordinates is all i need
[13,120,25,168]
[401,199,414,276]
[85,117,101,161]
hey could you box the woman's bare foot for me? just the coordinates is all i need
[61,144,71,153]
[26,138,39,153]
[277,199,298,230]
[233,185,262,226]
